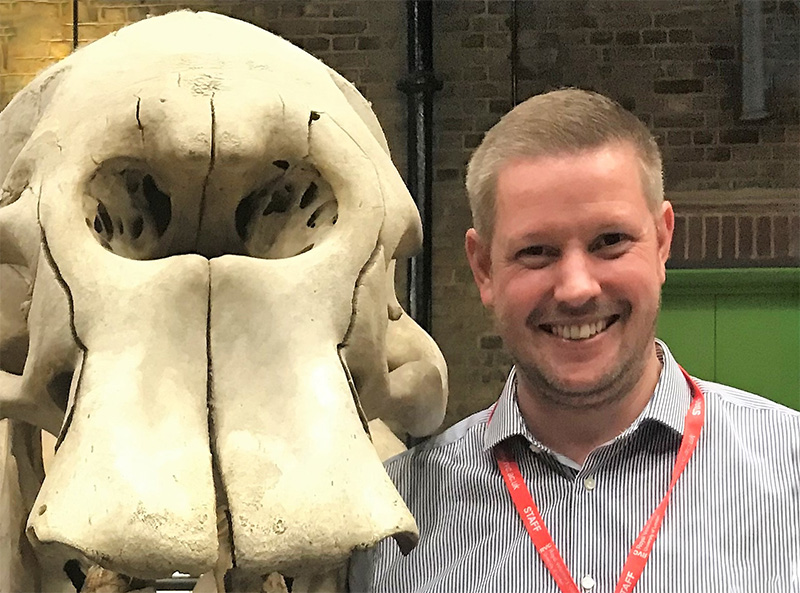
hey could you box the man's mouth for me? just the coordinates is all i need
[540,315,620,341]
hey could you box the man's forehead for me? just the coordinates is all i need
[497,140,640,174]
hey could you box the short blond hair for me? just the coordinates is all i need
[465,88,663,242]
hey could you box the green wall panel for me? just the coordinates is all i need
[659,268,800,411]
[716,293,800,410]
[657,295,716,380]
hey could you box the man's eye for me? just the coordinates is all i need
[592,233,628,250]
[518,245,548,257]
[515,245,558,267]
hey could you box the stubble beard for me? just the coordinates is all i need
[509,308,661,412]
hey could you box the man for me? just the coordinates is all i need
[350,89,800,592]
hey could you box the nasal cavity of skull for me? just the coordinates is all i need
[84,161,172,260]
[47,371,73,413]
[235,160,338,259]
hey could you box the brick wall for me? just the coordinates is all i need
[0,1,407,152]
[431,0,799,426]
[1,0,798,429]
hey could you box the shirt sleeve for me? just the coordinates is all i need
[347,547,376,593]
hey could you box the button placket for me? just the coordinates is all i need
[575,465,599,593]
[580,574,596,591]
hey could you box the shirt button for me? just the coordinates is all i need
[581,574,596,590]
[583,475,596,491]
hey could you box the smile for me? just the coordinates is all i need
[540,316,620,341]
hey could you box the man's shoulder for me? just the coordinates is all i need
[698,378,800,418]
[697,377,800,448]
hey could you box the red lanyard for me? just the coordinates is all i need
[493,366,704,593]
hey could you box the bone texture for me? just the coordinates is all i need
[0,10,448,587]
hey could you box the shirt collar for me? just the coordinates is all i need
[483,339,693,454]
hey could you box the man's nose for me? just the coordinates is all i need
[553,249,601,308]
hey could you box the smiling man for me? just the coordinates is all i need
[350,89,800,593]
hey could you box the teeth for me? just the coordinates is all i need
[550,319,609,340]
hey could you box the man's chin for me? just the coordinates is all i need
[519,366,627,410]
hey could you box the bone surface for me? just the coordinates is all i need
[0,10,447,586]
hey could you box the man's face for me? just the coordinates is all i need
[465,142,674,408]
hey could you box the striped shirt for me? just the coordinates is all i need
[349,340,800,593]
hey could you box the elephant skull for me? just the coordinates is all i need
[0,11,447,584]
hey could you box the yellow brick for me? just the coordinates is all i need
[49,39,70,59]
[99,6,126,23]
[77,0,98,22]
[147,4,181,17]
[5,56,52,75]
[18,0,60,20]
[7,39,51,60]
[58,22,73,41]
[77,21,121,43]
[125,5,149,22]
[0,3,23,17]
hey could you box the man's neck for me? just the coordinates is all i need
[516,355,663,466]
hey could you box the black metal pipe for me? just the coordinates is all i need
[397,0,441,333]
[72,0,78,49]
[510,0,519,106]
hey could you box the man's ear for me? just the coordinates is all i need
[465,228,494,309]
[656,200,675,283]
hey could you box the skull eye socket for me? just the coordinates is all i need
[235,161,338,259]
[84,161,172,260]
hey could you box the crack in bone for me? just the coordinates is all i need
[36,189,86,354]
[205,263,236,572]
[36,191,85,449]
[135,97,143,142]
[194,93,216,253]
[337,243,384,439]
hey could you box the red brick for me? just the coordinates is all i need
[759,127,785,143]
[687,215,703,261]
[731,146,772,161]
[704,215,721,260]
[668,28,694,43]
[760,161,785,178]
[332,36,356,51]
[461,33,484,48]
[642,29,667,44]
[667,130,692,145]
[738,216,755,259]
[705,147,731,161]
[772,145,800,160]
[604,45,654,62]
[756,216,773,258]
[302,4,330,18]
[590,31,613,45]
[721,215,737,263]
[789,215,800,258]
[654,112,705,128]
[691,162,717,179]
[709,45,735,60]
[300,36,330,52]
[279,2,304,18]
[773,216,790,257]
[655,45,707,61]
[357,36,381,50]
[671,215,687,261]
[318,19,366,35]
[653,79,704,94]
[616,30,640,45]
[693,131,714,144]
[720,128,760,144]
[332,4,358,18]
[596,11,652,29]
[470,15,502,32]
